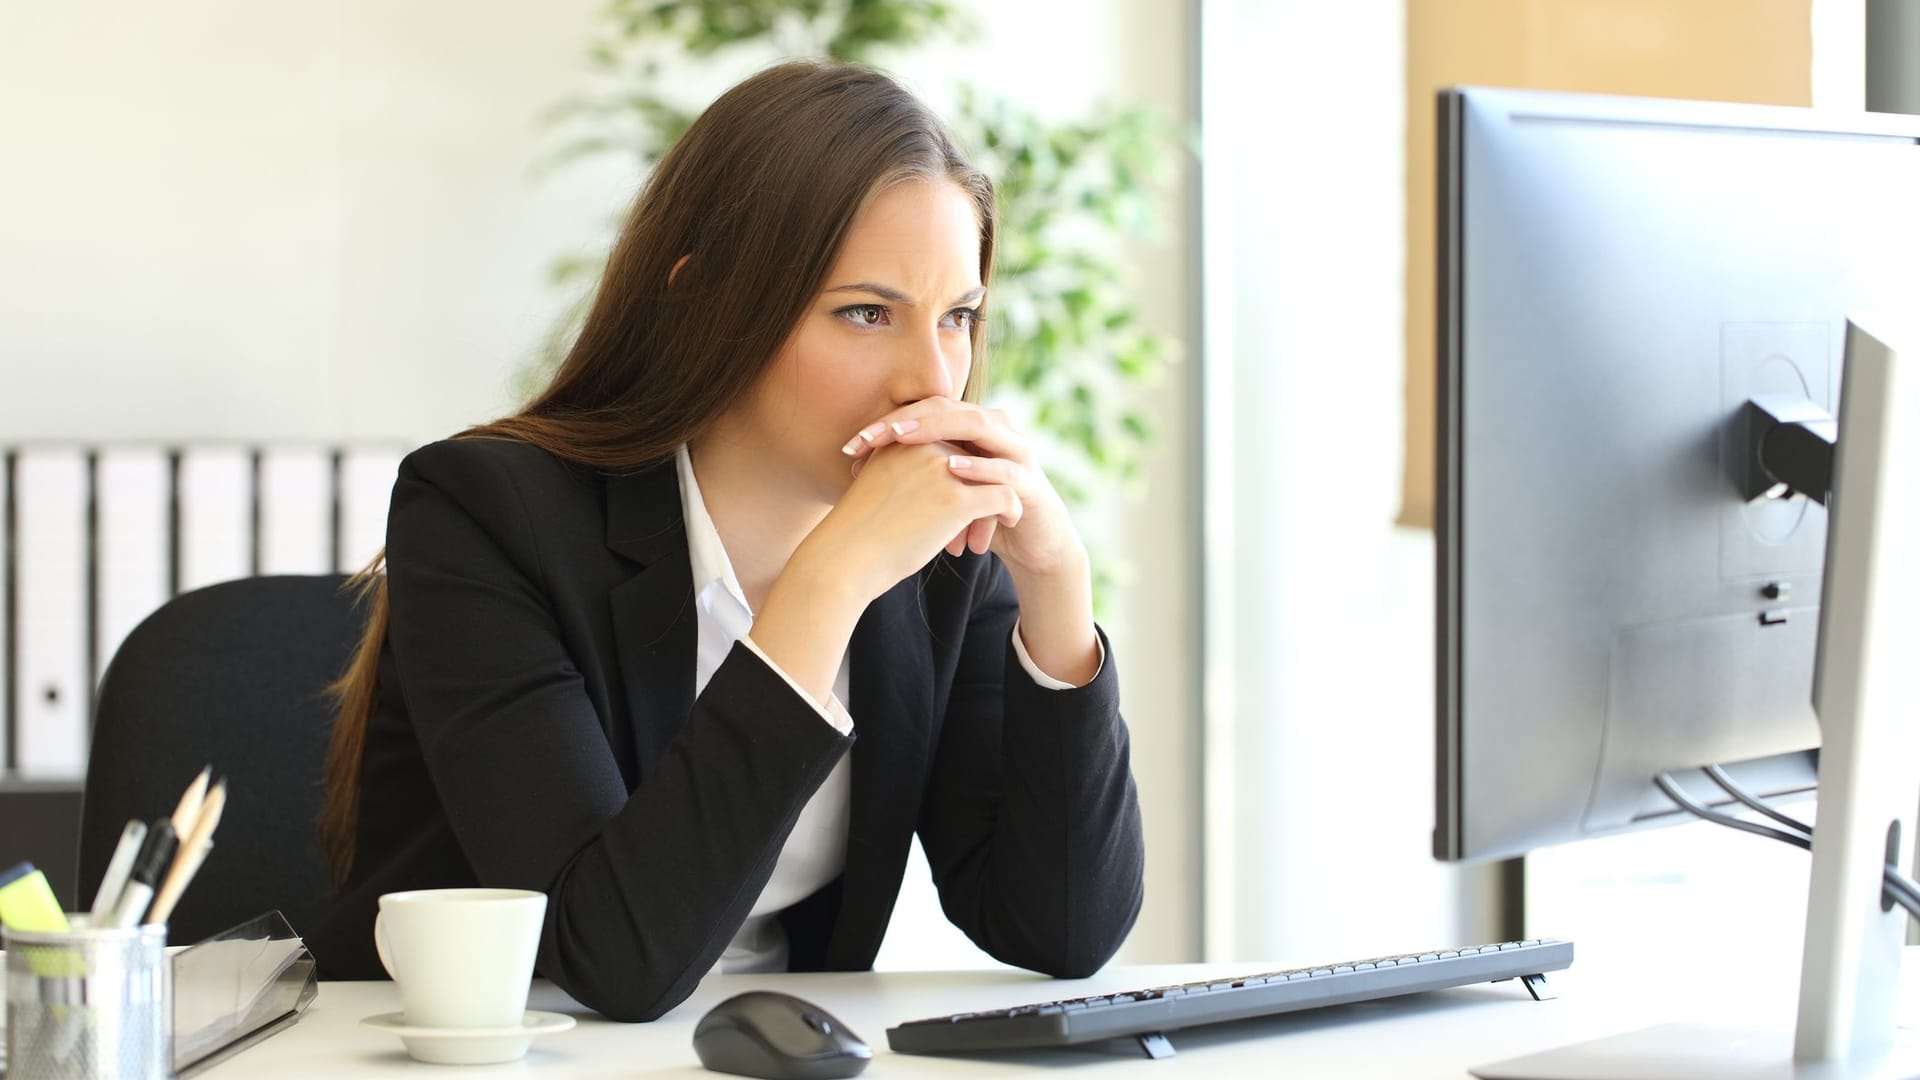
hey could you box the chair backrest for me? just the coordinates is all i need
[78,574,365,944]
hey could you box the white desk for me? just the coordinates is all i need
[202,948,1920,1078]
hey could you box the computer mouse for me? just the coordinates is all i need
[692,990,873,1079]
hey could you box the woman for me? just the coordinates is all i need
[311,59,1144,1022]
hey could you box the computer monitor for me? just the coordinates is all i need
[1434,87,1920,1073]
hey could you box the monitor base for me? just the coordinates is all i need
[1471,1023,1920,1079]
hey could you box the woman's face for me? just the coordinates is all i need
[730,178,984,503]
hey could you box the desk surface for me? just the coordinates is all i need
[204,950,1850,1078]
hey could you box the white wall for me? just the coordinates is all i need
[0,2,1199,967]
[1812,0,1868,109]
[0,2,623,444]
[1201,0,1487,964]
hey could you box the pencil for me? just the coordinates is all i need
[145,779,226,926]
[142,841,213,927]
[170,765,212,836]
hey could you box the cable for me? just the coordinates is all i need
[1653,773,1811,851]
[1701,764,1812,838]
[1881,871,1920,920]
[1890,866,1920,904]
[1655,770,1920,922]
[1885,863,1920,914]
[1692,768,1920,914]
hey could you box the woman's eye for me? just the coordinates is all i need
[839,304,889,327]
[943,307,981,330]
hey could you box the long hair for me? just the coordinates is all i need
[320,60,997,882]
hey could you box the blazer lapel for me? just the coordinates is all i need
[826,570,936,967]
[604,462,697,788]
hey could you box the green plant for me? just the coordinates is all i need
[526,0,1177,517]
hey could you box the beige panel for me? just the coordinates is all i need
[1401,0,1811,527]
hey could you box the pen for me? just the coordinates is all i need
[170,765,212,836]
[108,821,177,929]
[145,779,226,927]
[89,819,149,922]
[0,860,71,933]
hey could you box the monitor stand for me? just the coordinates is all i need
[1475,316,1920,1080]
[1472,1024,1920,1080]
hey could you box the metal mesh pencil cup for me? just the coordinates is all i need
[4,922,172,1080]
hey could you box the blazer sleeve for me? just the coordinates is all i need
[382,441,851,1021]
[915,555,1146,977]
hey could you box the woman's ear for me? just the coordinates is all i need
[668,254,691,286]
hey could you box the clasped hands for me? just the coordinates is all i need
[759,396,1098,690]
[828,396,1086,587]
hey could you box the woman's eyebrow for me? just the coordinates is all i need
[826,281,914,304]
[825,282,987,307]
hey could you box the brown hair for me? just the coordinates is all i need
[319,59,996,882]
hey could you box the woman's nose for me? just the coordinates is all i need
[894,330,957,402]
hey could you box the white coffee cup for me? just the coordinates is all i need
[375,888,546,1030]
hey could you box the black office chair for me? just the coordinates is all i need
[78,574,367,945]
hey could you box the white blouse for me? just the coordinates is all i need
[678,446,853,975]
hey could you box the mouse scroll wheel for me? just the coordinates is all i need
[801,1011,834,1035]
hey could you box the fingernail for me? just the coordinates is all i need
[841,437,864,456]
[891,419,920,436]
[859,423,887,442]
[948,455,972,471]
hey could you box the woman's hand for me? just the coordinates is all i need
[798,436,1027,604]
[839,397,1088,582]
[839,398,1099,684]
[757,436,1027,702]
[761,398,1099,693]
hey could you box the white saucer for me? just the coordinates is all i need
[360,1010,576,1065]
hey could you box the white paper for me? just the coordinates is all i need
[171,936,309,1063]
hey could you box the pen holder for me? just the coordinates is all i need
[4,921,172,1079]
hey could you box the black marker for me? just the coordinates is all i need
[109,820,177,929]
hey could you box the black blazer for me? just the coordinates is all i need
[310,437,1144,1021]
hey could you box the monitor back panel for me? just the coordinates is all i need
[1435,88,1920,862]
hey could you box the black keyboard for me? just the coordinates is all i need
[887,938,1574,1058]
